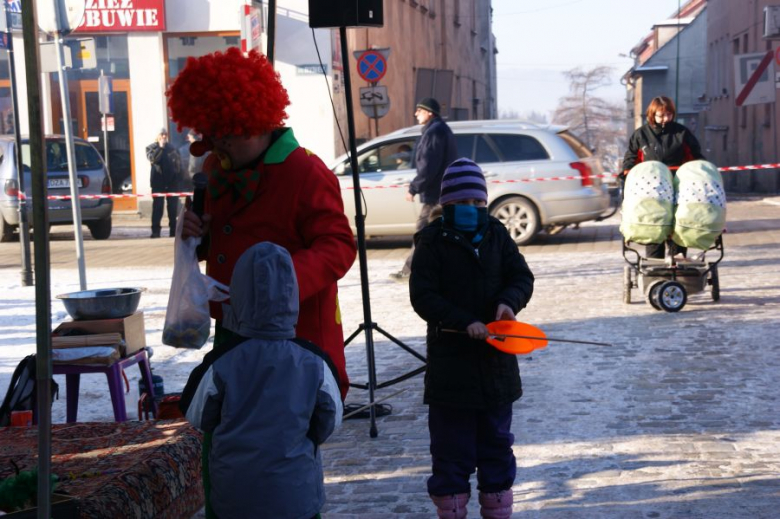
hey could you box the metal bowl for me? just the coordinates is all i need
[56,287,144,321]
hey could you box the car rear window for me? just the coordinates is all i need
[22,141,105,172]
[557,130,592,159]
[489,134,549,161]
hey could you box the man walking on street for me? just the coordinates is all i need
[390,97,457,281]
[147,128,182,238]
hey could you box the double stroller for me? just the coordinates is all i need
[620,160,726,312]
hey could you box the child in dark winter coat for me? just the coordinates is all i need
[409,158,535,519]
[179,242,342,519]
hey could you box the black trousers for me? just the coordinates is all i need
[646,241,687,259]
[427,403,516,495]
[151,195,179,235]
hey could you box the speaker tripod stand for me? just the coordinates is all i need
[337,26,427,438]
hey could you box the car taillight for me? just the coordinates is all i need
[4,179,19,198]
[101,176,111,195]
[80,176,90,189]
[570,161,593,187]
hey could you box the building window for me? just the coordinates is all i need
[62,35,130,80]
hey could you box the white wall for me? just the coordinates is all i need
[10,33,55,136]
[128,33,167,195]
[276,60,337,164]
[165,0,245,33]
[10,34,28,135]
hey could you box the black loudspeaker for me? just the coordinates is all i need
[308,0,384,28]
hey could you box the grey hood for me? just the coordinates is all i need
[222,242,298,340]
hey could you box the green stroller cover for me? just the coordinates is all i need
[672,160,726,249]
[620,161,674,244]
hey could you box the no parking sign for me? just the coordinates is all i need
[356,50,387,83]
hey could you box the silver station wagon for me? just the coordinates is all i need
[0,135,114,242]
[330,120,611,245]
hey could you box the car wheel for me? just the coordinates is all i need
[1,215,17,242]
[88,217,112,240]
[490,196,540,246]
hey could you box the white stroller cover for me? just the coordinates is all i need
[672,160,726,250]
[620,161,674,244]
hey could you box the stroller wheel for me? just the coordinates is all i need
[657,281,687,312]
[623,266,633,304]
[646,280,664,311]
[709,264,720,301]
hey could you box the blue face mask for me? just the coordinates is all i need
[443,204,488,232]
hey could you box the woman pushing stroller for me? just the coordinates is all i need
[622,96,705,258]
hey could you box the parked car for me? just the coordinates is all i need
[106,148,132,195]
[0,135,114,242]
[329,120,611,245]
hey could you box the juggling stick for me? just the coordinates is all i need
[442,321,611,355]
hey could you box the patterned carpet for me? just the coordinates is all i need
[0,420,203,518]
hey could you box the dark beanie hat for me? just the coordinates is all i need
[440,158,488,205]
[416,97,441,116]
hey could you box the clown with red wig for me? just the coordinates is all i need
[168,47,356,518]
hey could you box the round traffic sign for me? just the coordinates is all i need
[357,50,387,83]
[37,0,86,36]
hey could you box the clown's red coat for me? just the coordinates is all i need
[200,129,356,398]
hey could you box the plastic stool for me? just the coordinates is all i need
[53,349,158,422]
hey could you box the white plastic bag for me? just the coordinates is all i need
[162,207,228,349]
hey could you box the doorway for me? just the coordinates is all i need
[51,79,136,211]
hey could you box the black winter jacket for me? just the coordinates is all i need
[622,121,704,172]
[409,117,458,204]
[409,217,534,409]
[147,142,182,192]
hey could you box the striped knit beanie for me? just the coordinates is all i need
[439,158,488,205]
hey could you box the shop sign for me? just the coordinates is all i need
[75,0,166,33]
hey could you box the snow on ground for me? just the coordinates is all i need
[0,240,778,425]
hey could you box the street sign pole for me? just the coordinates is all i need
[3,11,33,286]
[37,0,89,290]
[99,70,110,174]
[55,30,87,290]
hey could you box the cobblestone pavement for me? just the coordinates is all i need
[1,196,779,518]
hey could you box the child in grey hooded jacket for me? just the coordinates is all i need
[180,242,343,519]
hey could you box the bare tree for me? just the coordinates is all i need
[499,109,549,124]
[553,66,627,172]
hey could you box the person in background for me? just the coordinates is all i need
[409,158,534,519]
[167,47,356,519]
[393,143,413,170]
[178,129,208,191]
[180,242,342,519]
[622,95,704,259]
[390,97,457,281]
[146,128,182,238]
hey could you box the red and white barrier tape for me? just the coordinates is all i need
[10,162,780,200]
[718,163,780,171]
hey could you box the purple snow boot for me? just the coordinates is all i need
[430,493,470,519]
[478,490,513,518]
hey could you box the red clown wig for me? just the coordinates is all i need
[166,48,290,141]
